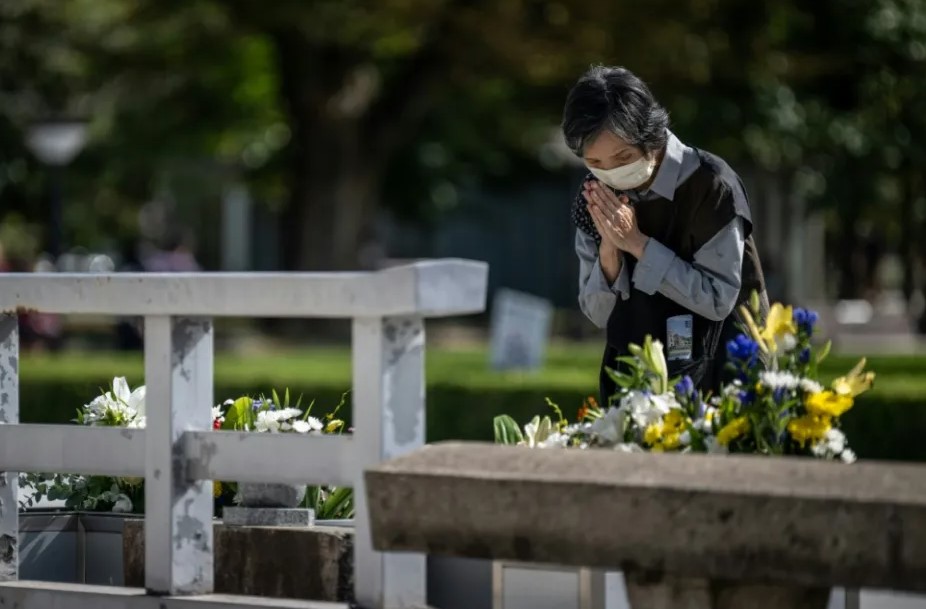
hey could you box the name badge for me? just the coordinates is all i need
[666,315,693,361]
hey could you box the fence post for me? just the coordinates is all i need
[0,314,18,582]
[144,316,214,594]
[352,315,427,609]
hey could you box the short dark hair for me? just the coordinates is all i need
[561,65,669,157]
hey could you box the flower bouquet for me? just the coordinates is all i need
[20,381,353,520]
[494,294,875,462]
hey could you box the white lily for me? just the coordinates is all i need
[589,406,627,445]
[112,376,146,419]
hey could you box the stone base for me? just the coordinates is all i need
[223,507,315,527]
[123,519,353,602]
[624,570,831,609]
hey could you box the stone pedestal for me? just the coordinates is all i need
[223,507,315,527]
[237,482,306,508]
[623,570,830,609]
[123,519,353,602]
[226,482,313,528]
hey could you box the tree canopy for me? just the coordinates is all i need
[1,0,924,294]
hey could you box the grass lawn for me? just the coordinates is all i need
[19,343,926,396]
[16,344,926,461]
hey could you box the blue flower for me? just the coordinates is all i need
[772,387,788,403]
[727,335,759,365]
[674,375,695,399]
[793,308,819,336]
[799,347,811,364]
[251,399,263,412]
[738,390,756,406]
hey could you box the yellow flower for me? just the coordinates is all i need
[805,390,853,418]
[760,303,798,352]
[788,414,831,447]
[213,481,223,498]
[644,422,663,446]
[644,410,687,451]
[832,358,875,397]
[717,416,750,446]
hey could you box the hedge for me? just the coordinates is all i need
[16,346,926,462]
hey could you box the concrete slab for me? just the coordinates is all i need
[365,442,926,593]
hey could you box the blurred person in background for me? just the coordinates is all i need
[141,229,201,273]
[563,65,768,404]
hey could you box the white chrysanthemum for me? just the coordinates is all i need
[824,429,847,454]
[679,430,692,446]
[722,380,743,397]
[759,371,801,390]
[615,443,643,453]
[211,406,225,421]
[127,416,146,429]
[276,408,303,421]
[811,429,852,461]
[800,379,824,394]
[292,416,324,434]
[255,410,281,433]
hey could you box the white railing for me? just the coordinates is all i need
[0,259,489,609]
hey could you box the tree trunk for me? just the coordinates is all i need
[900,170,915,303]
[279,120,381,271]
[271,33,383,271]
[270,14,452,270]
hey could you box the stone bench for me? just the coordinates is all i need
[364,442,926,608]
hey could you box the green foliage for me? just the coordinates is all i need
[14,347,926,462]
[493,415,523,445]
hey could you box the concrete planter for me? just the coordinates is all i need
[623,570,830,609]
[18,511,129,586]
[122,518,354,602]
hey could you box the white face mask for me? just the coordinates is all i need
[588,155,656,191]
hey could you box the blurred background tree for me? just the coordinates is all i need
[1,0,925,318]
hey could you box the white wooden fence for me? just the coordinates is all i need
[0,259,489,609]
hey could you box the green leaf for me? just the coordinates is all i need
[224,397,254,430]
[316,486,354,520]
[302,398,317,421]
[493,415,523,445]
[272,388,282,409]
[815,340,832,365]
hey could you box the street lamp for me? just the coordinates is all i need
[25,119,89,259]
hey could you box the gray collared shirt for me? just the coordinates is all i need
[576,131,745,328]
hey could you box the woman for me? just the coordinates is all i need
[562,65,768,404]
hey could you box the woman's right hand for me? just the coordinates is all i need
[583,180,623,251]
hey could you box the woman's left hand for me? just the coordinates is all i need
[583,180,650,258]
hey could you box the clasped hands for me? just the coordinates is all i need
[583,179,649,259]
